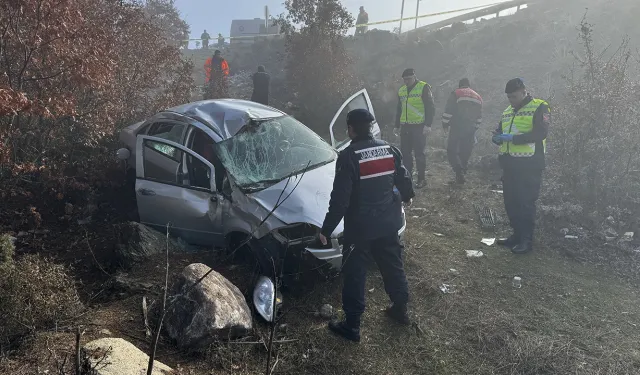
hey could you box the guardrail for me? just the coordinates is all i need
[408,0,536,34]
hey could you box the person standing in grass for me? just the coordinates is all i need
[493,78,550,254]
[319,109,414,343]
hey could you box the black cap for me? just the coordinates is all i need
[214,49,222,55]
[459,78,470,88]
[257,65,265,72]
[505,78,525,93]
[402,68,416,78]
[347,109,375,126]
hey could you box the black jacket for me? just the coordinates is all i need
[251,71,270,105]
[321,135,415,241]
[495,95,550,170]
[395,82,436,128]
[442,87,483,130]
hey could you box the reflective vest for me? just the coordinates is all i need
[500,98,548,157]
[399,81,429,125]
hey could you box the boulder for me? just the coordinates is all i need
[82,337,173,375]
[115,222,184,266]
[165,263,252,350]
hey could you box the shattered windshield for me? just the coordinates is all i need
[214,116,337,190]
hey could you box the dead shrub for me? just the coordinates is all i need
[0,254,83,351]
[549,17,640,221]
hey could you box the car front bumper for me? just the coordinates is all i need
[305,216,407,270]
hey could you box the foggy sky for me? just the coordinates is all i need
[175,0,513,40]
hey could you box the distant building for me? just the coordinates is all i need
[229,18,280,44]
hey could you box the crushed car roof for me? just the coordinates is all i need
[165,99,285,139]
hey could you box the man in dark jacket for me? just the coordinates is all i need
[493,78,550,254]
[319,109,415,342]
[442,78,483,184]
[395,68,435,189]
[251,65,271,105]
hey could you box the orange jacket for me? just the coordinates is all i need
[205,57,229,83]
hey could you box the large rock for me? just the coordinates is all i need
[82,337,173,375]
[165,263,252,350]
[115,222,184,266]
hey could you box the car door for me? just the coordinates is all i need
[135,135,224,246]
[328,89,381,151]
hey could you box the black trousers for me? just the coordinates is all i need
[502,167,543,240]
[341,234,409,327]
[447,126,476,174]
[400,124,427,181]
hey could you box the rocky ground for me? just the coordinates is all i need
[2,137,639,374]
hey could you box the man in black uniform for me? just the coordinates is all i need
[493,78,550,254]
[319,109,415,342]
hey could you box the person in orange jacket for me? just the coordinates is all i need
[204,50,229,99]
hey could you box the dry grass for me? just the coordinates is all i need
[0,254,83,352]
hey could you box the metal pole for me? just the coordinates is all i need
[399,0,405,33]
[415,0,420,29]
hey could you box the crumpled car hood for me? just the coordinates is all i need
[249,162,344,236]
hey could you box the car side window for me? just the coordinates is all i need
[142,138,213,190]
[333,93,368,148]
[146,121,186,160]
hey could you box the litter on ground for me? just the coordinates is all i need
[481,238,496,246]
[466,250,484,258]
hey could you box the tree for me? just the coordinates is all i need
[144,0,190,47]
[0,0,192,172]
[276,0,359,134]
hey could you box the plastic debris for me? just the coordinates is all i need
[490,190,504,194]
[433,233,445,237]
[410,207,427,212]
[481,238,496,246]
[439,284,455,294]
[560,228,570,235]
[565,235,578,239]
[623,232,635,241]
[512,276,522,289]
[319,304,333,319]
[466,250,484,258]
[77,217,92,225]
[449,268,459,275]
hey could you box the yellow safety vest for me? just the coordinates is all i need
[399,81,429,125]
[499,98,548,157]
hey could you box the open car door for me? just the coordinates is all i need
[134,135,224,246]
[329,89,380,151]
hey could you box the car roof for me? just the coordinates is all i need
[163,99,286,139]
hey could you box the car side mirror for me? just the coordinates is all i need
[116,148,130,161]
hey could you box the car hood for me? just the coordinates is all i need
[249,162,344,236]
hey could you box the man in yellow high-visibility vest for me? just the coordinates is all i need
[492,78,550,254]
[395,68,435,189]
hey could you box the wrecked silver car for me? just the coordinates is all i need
[117,90,406,320]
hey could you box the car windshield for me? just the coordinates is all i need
[214,116,337,191]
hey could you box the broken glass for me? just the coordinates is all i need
[215,116,336,191]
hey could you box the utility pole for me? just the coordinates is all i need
[399,0,406,34]
[415,0,421,29]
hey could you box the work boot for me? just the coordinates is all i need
[512,237,533,254]
[415,180,427,189]
[385,304,410,325]
[328,320,361,342]
[497,234,519,248]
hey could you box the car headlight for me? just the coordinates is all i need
[253,276,283,322]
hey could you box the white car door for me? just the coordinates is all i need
[135,135,224,246]
[328,89,381,151]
